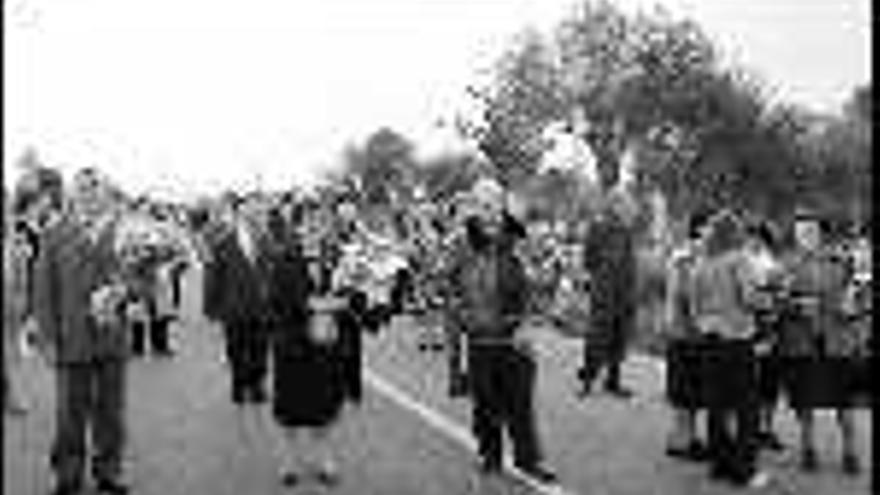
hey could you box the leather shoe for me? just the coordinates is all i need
[666,441,710,462]
[478,457,502,475]
[514,463,558,484]
[95,478,129,495]
[49,482,82,495]
[604,384,634,399]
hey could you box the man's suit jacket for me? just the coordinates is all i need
[32,213,127,365]
[203,219,271,326]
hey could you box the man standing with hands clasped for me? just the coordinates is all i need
[32,168,132,495]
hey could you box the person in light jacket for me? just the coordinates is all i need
[688,210,770,489]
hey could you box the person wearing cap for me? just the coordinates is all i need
[579,191,638,398]
[777,207,864,474]
[445,177,557,483]
[31,167,133,495]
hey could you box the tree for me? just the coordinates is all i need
[341,127,415,209]
[458,28,566,189]
[415,152,484,201]
[467,0,834,226]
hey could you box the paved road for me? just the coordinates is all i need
[5,265,872,495]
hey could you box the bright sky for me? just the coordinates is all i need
[4,0,871,199]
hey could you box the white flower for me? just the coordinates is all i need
[90,282,128,326]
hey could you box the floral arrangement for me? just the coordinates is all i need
[90,213,186,325]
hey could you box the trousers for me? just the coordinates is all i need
[51,359,127,486]
[703,338,760,482]
[224,320,270,402]
[467,342,541,467]
[581,309,631,389]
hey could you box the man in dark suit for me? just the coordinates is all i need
[32,168,131,495]
[203,198,273,404]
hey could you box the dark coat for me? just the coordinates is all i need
[203,221,271,325]
[583,213,637,330]
[32,213,127,364]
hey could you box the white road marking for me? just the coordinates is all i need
[364,368,579,495]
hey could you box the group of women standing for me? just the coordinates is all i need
[662,207,871,488]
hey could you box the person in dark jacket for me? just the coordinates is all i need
[267,207,364,487]
[447,179,556,484]
[203,200,273,404]
[579,194,637,398]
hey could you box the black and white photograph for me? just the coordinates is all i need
[3,0,872,494]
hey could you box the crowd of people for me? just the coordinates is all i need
[2,160,872,494]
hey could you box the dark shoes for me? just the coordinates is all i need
[604,385,634,399]
[280,472,300,487]
[801,449,819,472]
[49,482,82,495]
[231,386,267,405]
[514,462,558,484]
[249,387,268,404]
[666,441,710,462]
[95,479,129,495]
[842,453,861,475]
[755,431,785,452]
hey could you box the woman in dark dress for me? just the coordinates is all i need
[266,207,362,487]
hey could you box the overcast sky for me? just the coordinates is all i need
[4,0,871,199]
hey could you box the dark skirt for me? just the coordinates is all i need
[667,336,761,409]
[757,354,784,404]
[272,333,346,428]
[666,337,708,409]
[780,356,871,409]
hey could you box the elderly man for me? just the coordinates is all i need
[446,178,557,483]
[32,168,132,495]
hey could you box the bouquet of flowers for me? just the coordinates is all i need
[90,277,131,327]
[113,214,186,288]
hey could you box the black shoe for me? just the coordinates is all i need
[154,349,175,358]
[842,453,861,475]
[49,481,82,495]
[231,388,247,405]
[801,449,819,472]
[756,431,785,452]
[604,385,634,399]
[709,464,736,482]
[666,441,710,462]
[248,387,268,404]
[280,472,300,487]
[514,463,558,484]
[478,457,502,475]
[95,479,129,495]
